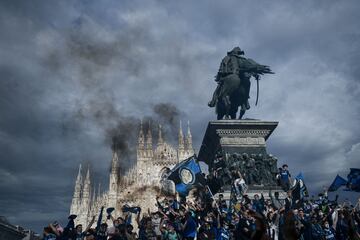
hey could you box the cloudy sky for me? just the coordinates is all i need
[1,0,359,232]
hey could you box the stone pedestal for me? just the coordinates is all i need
[198,120,286,199]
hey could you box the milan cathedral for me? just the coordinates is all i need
[69,121,194,226]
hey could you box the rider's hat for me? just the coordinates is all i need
[228,46,244,55]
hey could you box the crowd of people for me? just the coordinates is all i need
[43,165,360,240]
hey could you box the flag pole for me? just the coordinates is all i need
[206,185,221,213]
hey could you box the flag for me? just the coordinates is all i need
[166,156,205,196]
[295,172,304,181]
[226,184,237,223]
[122,205,141,214]
[328,175,348,192]
[292,173,309,201]
[347,168,360,192]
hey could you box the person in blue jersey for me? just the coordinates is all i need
[181,211,197,240]
[252,194,266,214]
[215,212,230,240]
[279,164,291,191]
[322,220,336,240]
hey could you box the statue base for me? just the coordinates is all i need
[198,120,285,198]
[214,185,287,201]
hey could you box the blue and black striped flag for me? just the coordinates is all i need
[226,183,237,223]
[292,172,309,201]
[166,156,206,196]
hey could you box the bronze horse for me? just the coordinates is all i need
[215,73,248,120]
[215,73,264,120]
[209,47,274,120]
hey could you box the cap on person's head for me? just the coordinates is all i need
[75,224,82,229]
[282,164,288,168]
[68,214,77,220]
[101,223,108,227]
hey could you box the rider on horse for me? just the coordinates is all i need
[208,47,251,109]
[208,46,273,119]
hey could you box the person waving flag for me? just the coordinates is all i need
[166,155,206,196]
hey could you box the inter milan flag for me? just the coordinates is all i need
[292,172,309,201]
[166,156,206,196]
[347,168,360,192]
[328,175,348,192]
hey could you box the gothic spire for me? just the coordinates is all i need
[97,183,101,199]
[92,185,96,205]
[158,124,164,146]
[178,120,184,150]
[85,167,90,183]
[111,150,119,174]
[73,164,83,198]
[138,119,145,149]
[186,120,194,153]
[76,163,82,184]
[81,166,91,210]
[70,163,83,215]
[146,121,152,149]
[109,149,119,196]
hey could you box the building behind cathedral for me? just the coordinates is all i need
[69,121,194,227]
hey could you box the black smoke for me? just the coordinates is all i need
[103,102,182,171]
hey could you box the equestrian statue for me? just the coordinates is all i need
[208,47,274,119]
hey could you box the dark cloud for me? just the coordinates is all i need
[0,0,360,233]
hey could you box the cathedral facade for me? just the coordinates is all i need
[69,121,194,227]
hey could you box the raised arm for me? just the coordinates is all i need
[85,216,96,233]
[332,209,338,229]
[96,206,104,231]
[136,210,141,226]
